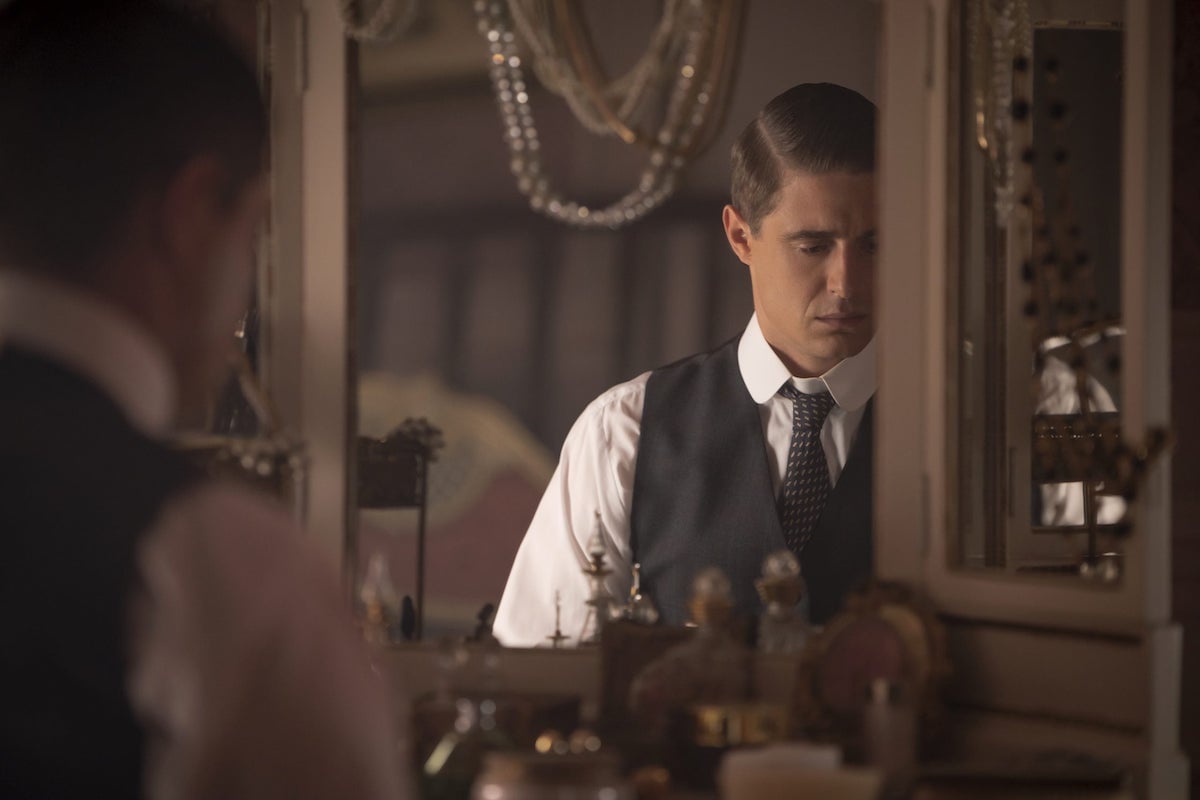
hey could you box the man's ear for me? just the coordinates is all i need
[155,154,230,270]
[722,204,754,266]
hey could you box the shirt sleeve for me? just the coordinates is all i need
[126,482,408,800]
[492,376,648,647]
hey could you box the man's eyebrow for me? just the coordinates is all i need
[781,229,836,241]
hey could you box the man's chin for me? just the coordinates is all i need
[805,333,870,367]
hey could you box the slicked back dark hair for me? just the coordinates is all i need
[730,83,876,234]
[0,0,266,275]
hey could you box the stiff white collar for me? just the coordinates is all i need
[737,313,877,410]
[0,270,175,436]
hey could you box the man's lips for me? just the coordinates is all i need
[815,312,868,326]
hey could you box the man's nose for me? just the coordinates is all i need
[826,244,851,298]
[827,243,871,299]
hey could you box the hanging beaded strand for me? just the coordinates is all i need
[474,0,735,229]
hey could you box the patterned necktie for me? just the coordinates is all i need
[777,384,836,556]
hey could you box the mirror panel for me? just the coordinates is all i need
[349,0,882,637]
[951,0,1126,577]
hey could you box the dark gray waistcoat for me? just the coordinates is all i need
[0,348,199,799]
[629,337,873,626]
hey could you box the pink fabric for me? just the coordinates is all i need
[128,483,409,800]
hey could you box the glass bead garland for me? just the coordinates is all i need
[475,0,725,229]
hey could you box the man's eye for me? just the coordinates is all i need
[798,243,831,256]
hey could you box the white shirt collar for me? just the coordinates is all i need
[737,313,877,410]
[0,270,176,436]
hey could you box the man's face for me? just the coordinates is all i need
[724,170,877,377]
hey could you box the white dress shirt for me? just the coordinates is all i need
[0,271,406,800]
[493,314,877,647]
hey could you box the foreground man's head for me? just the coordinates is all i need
[0,0,268,411]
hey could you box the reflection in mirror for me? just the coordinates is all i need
[952,0,1130,576]
[349,1,880,637]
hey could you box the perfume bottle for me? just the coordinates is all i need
[421,644,514,800]
[628,568,750,730]
[421,697,514,800]
[358,552,399,646]
[620,563,660,625]
[862,678,917,799]
[755,550,810,654]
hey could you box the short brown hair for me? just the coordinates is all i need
[730,83,876,233]
[0,0,266,275]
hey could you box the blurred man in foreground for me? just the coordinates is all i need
[0,2,403,797]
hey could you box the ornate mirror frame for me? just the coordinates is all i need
[876,0,1184,793]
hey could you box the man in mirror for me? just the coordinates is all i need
[495,83,878,646]
[0,2,402,797]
